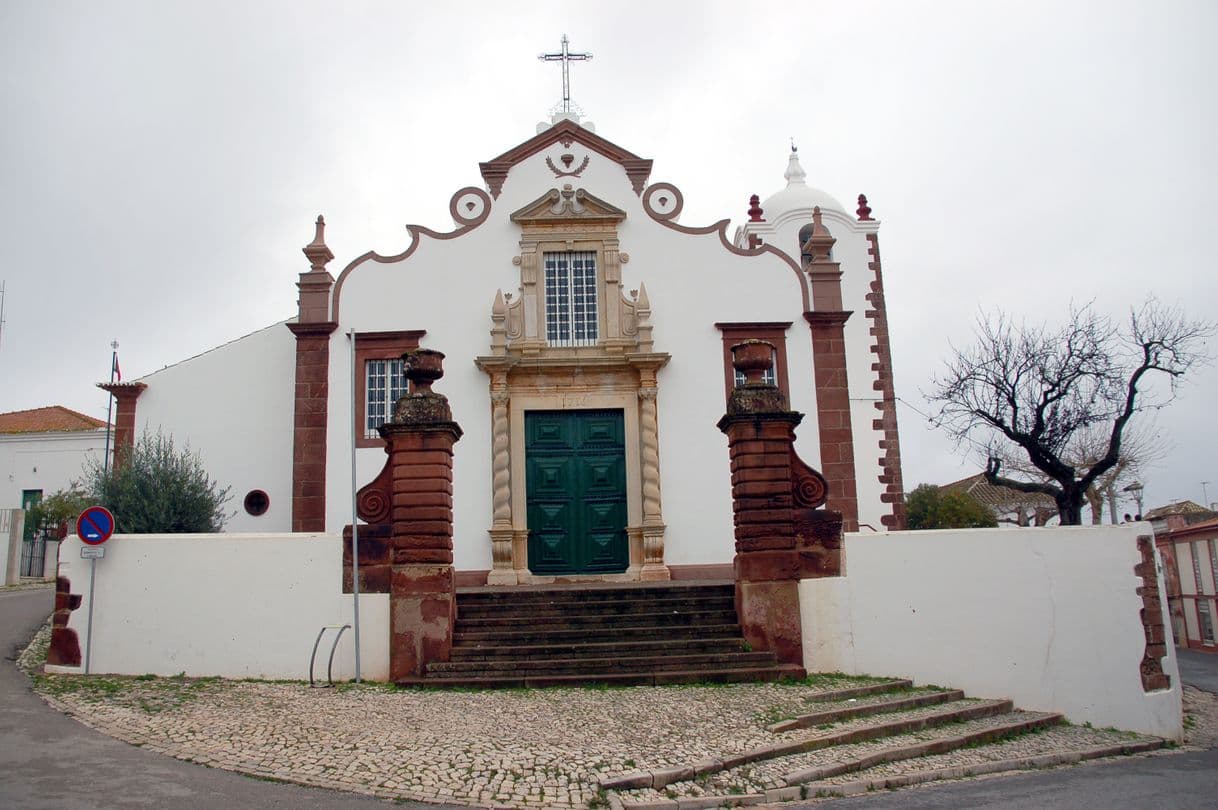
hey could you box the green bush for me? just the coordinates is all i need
[85,431,232,533]
[905,484,997,530]
[26,487,91,536]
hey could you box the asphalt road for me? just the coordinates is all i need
[4,586,1218,809]
[0,586,451,809]
[1177,647,1218,694]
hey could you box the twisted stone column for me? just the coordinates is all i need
[638,386,669,581]
[487,389,517,585]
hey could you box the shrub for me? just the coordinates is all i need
[84,431,232,533]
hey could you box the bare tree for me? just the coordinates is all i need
[931,300,1213,525]
[984,423,1166,524]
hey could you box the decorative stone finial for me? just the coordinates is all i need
[302,214,335,273]
[801,206,837,263]
[387,349,460,429]
[731,339,776,386]
[404,349,444,395]
[856,194,873,221]
[747,194,764,222]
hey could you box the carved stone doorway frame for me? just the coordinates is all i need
[475,185,671,585]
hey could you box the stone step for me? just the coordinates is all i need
[455,583,733,606]
[456,595,735,619]
[448,636,749,661]
[768,688,966,732]
[452,623,743,646]
[454,608,738,630]
[601,698,1019,790]
[608,709,1069,805]
[427,650,779,676]
[397,663,806,690]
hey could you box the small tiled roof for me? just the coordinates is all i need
[1144,500,1213,521]
[939,473,1056,510]
[1164,516,1218,539]
[0,405,106,434]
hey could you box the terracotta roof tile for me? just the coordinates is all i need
[1144,500,1213,520]
[939,473,1056,509]
[0,406,107,434]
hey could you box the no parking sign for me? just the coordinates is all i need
[75,505,114,674]
[76,506,115,546]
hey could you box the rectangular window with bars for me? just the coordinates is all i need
[365,357,408,439]
[1199,600,1216,645]
[544,251,598,346]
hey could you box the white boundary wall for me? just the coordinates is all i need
[48,533,389,681]
[801,524,1182,739]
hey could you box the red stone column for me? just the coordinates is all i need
[802,207,859,532]
[289,215,337,533]
[97,382,147,470]
[377,349,462,681]
[288,321,337,532]
[804,311,858,532]
[717,340,841,668]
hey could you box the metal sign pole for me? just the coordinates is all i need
[84,556,97,674]
[348,330,362,683]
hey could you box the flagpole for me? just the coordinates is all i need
[102,340,118,475]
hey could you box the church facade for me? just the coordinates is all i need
[104,117,906,584]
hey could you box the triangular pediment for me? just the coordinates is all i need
[480,119,653,198]
[510,186,627,225]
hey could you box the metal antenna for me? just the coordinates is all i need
[0,281,6,351]
[539,34,592,113]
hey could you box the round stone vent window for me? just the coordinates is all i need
[243,489,270,517]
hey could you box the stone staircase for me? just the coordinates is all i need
[398,581,805,688]
[599,678,1166,807]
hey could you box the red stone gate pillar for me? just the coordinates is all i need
[378,349,462,680]
[717,340,842,667]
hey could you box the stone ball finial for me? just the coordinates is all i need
[747,194,764,222]
[857,194,873,221]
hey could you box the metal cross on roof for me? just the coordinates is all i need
[539,34,592,113]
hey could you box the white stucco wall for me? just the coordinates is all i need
[1,430,105,509]
[48,533,389,681]
[800,525,1182,739]
[134,322,297,533]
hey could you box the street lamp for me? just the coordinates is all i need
[1123,481,1145,520]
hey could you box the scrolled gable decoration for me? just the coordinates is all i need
[475,185,670,585]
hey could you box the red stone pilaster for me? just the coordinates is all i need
[357,348,462,681]
[804,311,859,532]
[801,207,859,532]
[864,232,907,529]
[47,576,82,667]
[289,215,338,533]
[97,381,147,470]
[1135,535,1171,692]
[288,321,337,532]
[717,341,841,668]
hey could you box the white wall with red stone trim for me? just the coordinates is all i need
[48,533,389,680]
[329,140,835,571]
[800,524,1182,739]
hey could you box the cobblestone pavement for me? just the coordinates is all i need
[21,619,1216,810]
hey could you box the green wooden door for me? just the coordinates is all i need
[525,410,628,575]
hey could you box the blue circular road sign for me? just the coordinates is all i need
[76,506,115,546]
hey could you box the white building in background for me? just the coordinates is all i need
[101,116,907,583]
[1,405,104,510]
[0,405,106,582]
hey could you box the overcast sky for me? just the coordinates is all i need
[2,1,1215,514]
